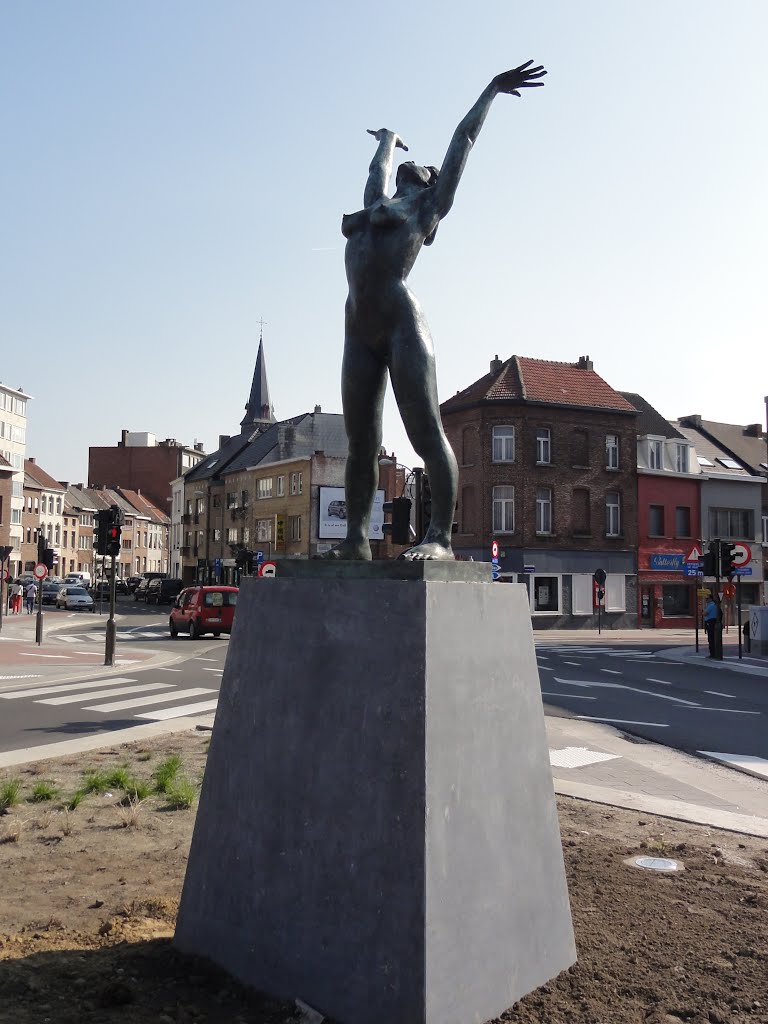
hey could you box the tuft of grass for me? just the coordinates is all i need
[61,808,73,836]
[82,769,110,794]
[137,752,152,762]
[116,796,144,829]
[0,777,22,813]
[164,776,198,810]
[1,817,26,843]
[152,755,183,794]
[122,778,153,802]
[66,789,85,811]
[30,780,58,803]
[103,766,132,791]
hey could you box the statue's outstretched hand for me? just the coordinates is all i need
[367,128,409,152]
[492,61,547,97]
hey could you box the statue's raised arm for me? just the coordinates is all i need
[428,61,546,222]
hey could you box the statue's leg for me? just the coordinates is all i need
[321,336,387,560]
[389,320,458,560]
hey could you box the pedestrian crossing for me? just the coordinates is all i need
[56,629,168,644]
[535,644,655,658]
[0,675,218,722]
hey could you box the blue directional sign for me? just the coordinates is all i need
[213,557,222,579]
[733,566,752,576]
[492,566,500,581]
[523,565,535,574]
[683,563,703,577]
[255,550,264,563]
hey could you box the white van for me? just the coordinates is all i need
[64,571,92,587]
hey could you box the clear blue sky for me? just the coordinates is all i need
[2,1,766,481]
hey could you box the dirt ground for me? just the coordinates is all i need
[0,730,766,1024]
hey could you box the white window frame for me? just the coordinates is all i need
[257,477,273,500]
[290,472,303,496]
[529,573,562,615]
[492,486,514,534]
[535,427,551,465]
[276,475,285,497]
[762,514,768,545]
[674,443,689,474]
[606,492,621,537]
[256,519,272,542]
[491,425,515,463]
[648,438,663,470]
[571,574,594,616]
[605,434,619,470]
[535,488,553,535]
[288,514,302,541]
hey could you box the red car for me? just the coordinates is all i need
[169,585,239,639]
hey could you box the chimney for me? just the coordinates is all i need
[490,355,502,374]
[314,404,322,414]
[28,457,35,464]
[745,423,763,437]
[679,414,702,428]
[194,442,204,452]
[218,435,231,449]
[576,355,594,371]
[120,429,129,447]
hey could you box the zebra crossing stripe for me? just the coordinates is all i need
[136,699,219,721]
[0,677,139,699]
[39,682,173,706]
[84,687,217,713]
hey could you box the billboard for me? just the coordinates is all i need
[318,487,385,540]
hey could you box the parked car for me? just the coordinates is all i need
[64,572,91,587]
[93,578,129,597]
[41,582,61,606]
[56,585,95,612]
[146,578,184,605]
[134,578,152,602]
[169,586,239,639]
[127,575,144,593]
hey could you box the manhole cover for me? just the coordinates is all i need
[625,855,684,873]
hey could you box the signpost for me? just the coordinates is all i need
[491,540,499,582]
[0,546,11,635]
[593,568,606,635]
[259,561,277,578]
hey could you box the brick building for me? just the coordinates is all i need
[89,431,206,510]
[441,355,638,628]
[21,459,66,573]
[0,453,13,557]
[621,393,701,629]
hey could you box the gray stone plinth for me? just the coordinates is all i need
[268,558,491,583]
[175,577,575,1024]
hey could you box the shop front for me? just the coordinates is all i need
[638,552,697,629]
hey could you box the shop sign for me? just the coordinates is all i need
[649,553,684,572]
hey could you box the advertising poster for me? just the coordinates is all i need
[318,487,385,540]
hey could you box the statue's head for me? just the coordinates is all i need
[395,161,439,191]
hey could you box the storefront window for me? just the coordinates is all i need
[532,575,560,613]
[662,585,692,617]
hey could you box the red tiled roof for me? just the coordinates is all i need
[118,488,170,525]
[24,459,66,491]
[441,356,636,414]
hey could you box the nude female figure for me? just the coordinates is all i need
[325,62,546,561]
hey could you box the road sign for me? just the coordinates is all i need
[523,565,535,574]
[733,566,752,576]
[259,561,277,578]
[2,568,8,582]
[491,540,499,560]
[33,563,48,580]
[491,566,500,581]
[731,543,751,567]
[684,545,703,563]
[723,582,736,599]
[683,564,702,577]
[255,550,265,563]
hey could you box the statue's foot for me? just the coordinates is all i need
[317,539,372,561]
[399,540,454,561]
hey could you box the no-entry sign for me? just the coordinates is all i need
[33,563,48,580]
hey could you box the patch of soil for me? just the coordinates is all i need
[1,732,767,1023]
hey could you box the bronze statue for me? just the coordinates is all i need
[325,62,546,561]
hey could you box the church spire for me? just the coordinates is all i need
[240,324,275,433]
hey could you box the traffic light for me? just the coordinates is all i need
[42,546,56,571]
[235,548,254,574]
[720,542,737,578]
[702,540,718,577]
[94,510,109,556]
[37,532,47,563]
[383,497,412,545]
[0,545,12,563]
[106,523,122,557]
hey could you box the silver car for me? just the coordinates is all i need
[56,585,95,612]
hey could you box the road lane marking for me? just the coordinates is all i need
[577,716,669,727]
[538,666,553,672]
[157,667,182,672]
[537,656,549,661]
[0,677,139,699]
[554,677,700,706]
[698,751,768,780]
[689,707,760,715]
[0,675,42,681]
[196,658,218,662]
[202,668,224,674]
[703,690,737,699]
[136,699,219,721]
[84,688,216,712]
[541,692,595,700]
[564,661,581,666]
[39,683,173,705]
[19,653,72,659]
[645,678,672,686]
[600,669,622,675]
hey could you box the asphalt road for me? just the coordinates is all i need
[535,637,767,759]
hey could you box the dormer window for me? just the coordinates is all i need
[674,444,689,474]
[648,439,663,470]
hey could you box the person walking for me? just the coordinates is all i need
[25,581,37,615]
[703,593,719,657]
[10,580,23,615]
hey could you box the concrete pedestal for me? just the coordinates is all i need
[175,566,575,1024]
